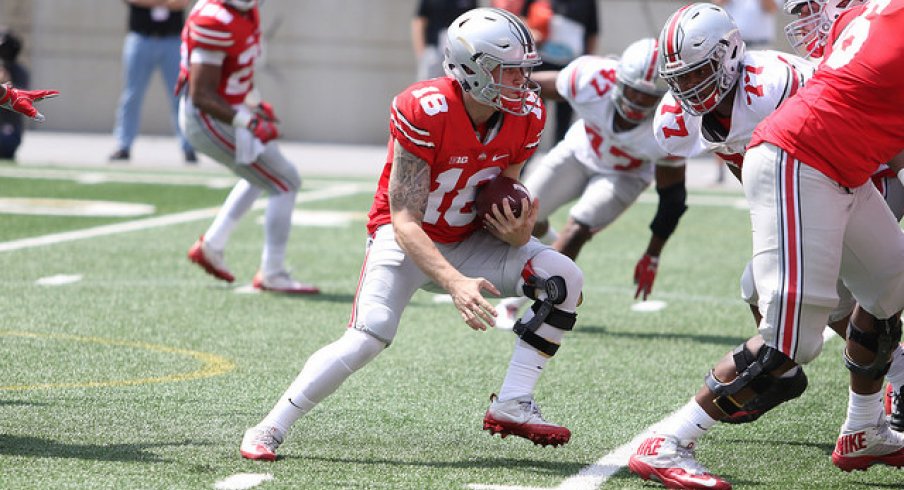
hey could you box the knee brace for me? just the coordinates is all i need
[512,252,582,357]
[705,343,792,416]
[844,315,902,379]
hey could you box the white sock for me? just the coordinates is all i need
[262,190,296,276]
[660,399,717,443]
[205,180,260,250]
[498,339,547,401]
[884,344,904,391]
[260,329,384,434]
[843,388,885,431]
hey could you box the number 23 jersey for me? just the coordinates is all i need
[366,77,546,244]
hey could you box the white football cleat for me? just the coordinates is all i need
[240,425,284,461]
[629,434,732,489]
[187,236,234,283]
[832,422,904,471]
[252,270,320,295]
[483,393,570,447]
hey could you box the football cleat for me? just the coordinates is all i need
[240,425,284,461]
[493,302,520,330]
[722,367,808,424]
[629,434,732,490]
[187,236,234,283]
[483,393,570,447]
[832,423,904,472]
[886,382,904,432]
[252,270,320,295]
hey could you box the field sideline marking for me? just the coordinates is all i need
[0,183,370,253]
[469,331,842,489]
[0,330,235,391]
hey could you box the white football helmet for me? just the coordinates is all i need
[658,3,745,116]
[444,8,542,116]
[614,38,668,123]
[223,0,256,11]
[783,0,866,58]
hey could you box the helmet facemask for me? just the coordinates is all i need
[613,38,667,123]
[661,43,732,116]
[613,82,662,123]
[472,55,542,116]
[783,0,865,58]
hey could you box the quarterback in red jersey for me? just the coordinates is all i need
[177,0,318,294]
[239,8,584,461]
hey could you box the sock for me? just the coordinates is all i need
[884,344,904,391]
[843,387,885,431]
[262,190,296,276]
[260,329,384,434]
[659,399,717,443]
[205,180,260,250]
[498,339,547,400]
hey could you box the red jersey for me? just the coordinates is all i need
[178,0,260,105]
[366,77,546,243]
[750,0,904,187]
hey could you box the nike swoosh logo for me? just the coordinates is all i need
[492,154,509,161]
[689,475,719,488]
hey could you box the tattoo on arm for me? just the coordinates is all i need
[389,141,431,221]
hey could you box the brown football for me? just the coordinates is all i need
[475,175,531,224]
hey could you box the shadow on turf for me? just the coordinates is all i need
[291,454,584,476]
[0,434,198,462]
[575,324,744,347]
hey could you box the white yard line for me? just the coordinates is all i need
[0,183,370,253]
[213,473,273,490]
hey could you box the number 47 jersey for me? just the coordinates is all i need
[554,56,678,176]
[366,77,546,244]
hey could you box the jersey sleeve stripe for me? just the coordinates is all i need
[568,65,579,99]
[390,98,430,136]
[189,30,235,47]
[189,23,233,39]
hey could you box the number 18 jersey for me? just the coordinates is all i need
[366,77,546,243]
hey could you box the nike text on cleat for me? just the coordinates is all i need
[831,423,904,471]
[187,236,234,283]
[482,393,570,447]
[252,270,320,295]
[722,367,808,424]
[240,426,283,461]
[628,434,732,489]
[886,382,904,432]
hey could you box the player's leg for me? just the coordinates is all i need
[241,225,428,460]
[460,234,583,446]
[495,144,587,327]
[832,183,904,470]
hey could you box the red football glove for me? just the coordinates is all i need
[633,254,659,301]
[233,107,280,144]
[256,101,278,122]
[0,84,59,122]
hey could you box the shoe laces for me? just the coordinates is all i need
[518,397,547,422]
[659,437,709,476]
[252,426,283,450]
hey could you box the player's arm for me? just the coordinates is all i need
[634,162,688,300]
[389,141,500,330]
[531,70,563,101]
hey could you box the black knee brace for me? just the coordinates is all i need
[844,315,902,380]
[705,343,791,416]
[512,274,576,357]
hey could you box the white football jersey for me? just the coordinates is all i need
[554,55,679,176]
[653,50,815,168]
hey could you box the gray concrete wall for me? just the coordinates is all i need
[4,0,795,145]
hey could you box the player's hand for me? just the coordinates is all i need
[634,253,659,301]
[0,84,59,122]
[248,113,279,143]
[447,276,500,331]
[483,197,538,247]
[256,101,278,122]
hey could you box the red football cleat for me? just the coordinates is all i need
[252,270,320,295]
[187,236,234,283]
[629,434,732,489]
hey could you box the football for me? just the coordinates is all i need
[475,175,531,224]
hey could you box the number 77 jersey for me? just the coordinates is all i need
[366,77,546,243]
[653,50,814,169]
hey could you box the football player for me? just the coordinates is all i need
[177,0,318,294]
[239,8,583,460]
[0,83,57,122]
[493,37,687,329]
[785,0,904,435]
[630,2,904,488]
